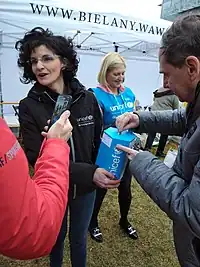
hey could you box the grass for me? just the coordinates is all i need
[0,142,179,267]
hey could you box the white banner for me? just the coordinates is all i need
[0,1,172,42]
[0,0,165,117]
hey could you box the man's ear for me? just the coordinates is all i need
[185,56,200,81]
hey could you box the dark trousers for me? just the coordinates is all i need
[89,166,132,229]
[145,132,168,154]
[50,190,96,267]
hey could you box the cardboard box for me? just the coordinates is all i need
[96,127,139,179]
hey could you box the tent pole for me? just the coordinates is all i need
[114,43,119,52]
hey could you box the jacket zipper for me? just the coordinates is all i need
[44,91,83,199]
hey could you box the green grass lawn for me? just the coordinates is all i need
[0,142,179,267]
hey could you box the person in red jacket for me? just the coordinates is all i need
[0,110,72,260]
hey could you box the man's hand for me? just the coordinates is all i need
[93,168,120,189]
[116,112,140,133]
[116,145,139,161]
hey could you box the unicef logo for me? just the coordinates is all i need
[114,147,123,155]
[126,102,134,108]
[88,115,93,120]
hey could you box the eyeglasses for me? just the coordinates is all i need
[28,54,60,66]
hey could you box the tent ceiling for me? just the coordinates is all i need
[0,0,172,61]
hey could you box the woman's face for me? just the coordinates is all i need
[30,45,64,88]
[106,65,125,89]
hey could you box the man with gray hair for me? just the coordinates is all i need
[116,15,200,266]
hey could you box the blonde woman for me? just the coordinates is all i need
[89,52,138,242]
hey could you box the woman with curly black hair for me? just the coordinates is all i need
[16,27,119,267]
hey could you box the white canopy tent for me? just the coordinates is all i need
[0,0,172,123]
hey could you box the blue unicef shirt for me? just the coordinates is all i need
[90,86,136,127]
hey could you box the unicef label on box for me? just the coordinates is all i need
[96,127,138,180]
[108,146,127,179]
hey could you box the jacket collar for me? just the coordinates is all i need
[186,81,200,130]
[97,84,124,94]
[27,78,85,104]
[153,88,175,98]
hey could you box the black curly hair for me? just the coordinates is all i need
[15,27,79,84]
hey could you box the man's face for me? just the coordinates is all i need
[159,49,198,102]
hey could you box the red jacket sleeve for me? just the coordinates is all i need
[0,118,69,260]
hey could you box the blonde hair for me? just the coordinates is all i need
[98,52,126,86]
